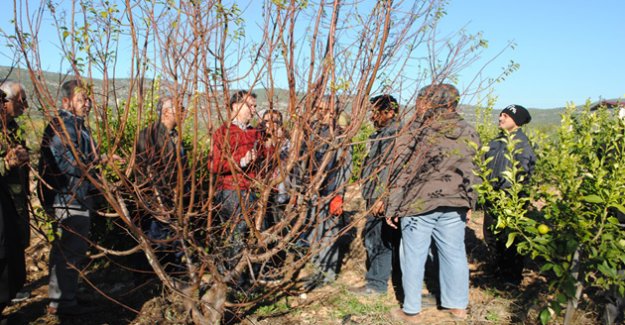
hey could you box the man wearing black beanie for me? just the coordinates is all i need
[483,104,536,285]
[500,104,531,127]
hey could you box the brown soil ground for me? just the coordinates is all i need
[3,186,605,324]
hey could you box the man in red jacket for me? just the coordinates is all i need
[210,90,264,276]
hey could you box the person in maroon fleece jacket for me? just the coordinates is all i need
[210,90,268,275]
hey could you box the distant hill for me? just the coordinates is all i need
[460,104,566,131]
[1,65,581,130]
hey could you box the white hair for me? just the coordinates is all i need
[0,80,25,100]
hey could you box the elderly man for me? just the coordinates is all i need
[135,96,188,275]
[299,95,352,289]
[0,81,30,319]
[385,84,480,322]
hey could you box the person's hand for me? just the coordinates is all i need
[5,145,29,168]
[466,209,472,224]
[275,127,285,139]
[240,148,257,167]
[371,200,385,216]
[329,195,344,216]
[385,217,399,229]
[101,153,125,165]
[15,146,29,165]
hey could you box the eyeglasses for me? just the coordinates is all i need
[17,97,28,106]
[263,118,282,125]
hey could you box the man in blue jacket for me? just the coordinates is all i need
[39,80,100,316]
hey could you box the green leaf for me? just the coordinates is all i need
[553,264,563,277]
[607,217,620,225]
[540,263,554,272]
[539,309,551,325]
[581,194,604,203]
[505,233,516,248]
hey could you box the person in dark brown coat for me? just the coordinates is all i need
[384,83,480,323]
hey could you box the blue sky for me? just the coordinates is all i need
[1,1,623,109]
[441,0,625,108]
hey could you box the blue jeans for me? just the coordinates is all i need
[400,207,469,314]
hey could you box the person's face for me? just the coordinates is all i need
[160,99,182,129]
[0,91,8,116]
[370,108,395,128]
[5,87,28,118]
[498,112,518,131]
[64,89,91,117]
[262,112,283,135]
[315,100,334,125]
[234,96,257,124]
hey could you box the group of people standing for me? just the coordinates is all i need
[353,84,535,323]
[0,78,537,323]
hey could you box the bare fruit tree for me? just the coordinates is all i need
[6,0,512,322]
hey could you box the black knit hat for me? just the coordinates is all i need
[501,104,531,126]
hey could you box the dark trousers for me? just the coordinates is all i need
[363,216,401,293]
[0,206,26,308]
[48,208,91,308]
[0,251,26,307]
[214,190,256,274]
[483,208,524,283]
[308,204,342,283]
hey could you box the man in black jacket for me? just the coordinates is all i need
[483,104,536,285]
[351,95,401,296]
[134,96,187,273]
[0,82,30,319]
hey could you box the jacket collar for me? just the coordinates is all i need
[59,109,86,126]
[231,119,249,130]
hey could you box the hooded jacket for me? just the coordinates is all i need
[386,110,480,218]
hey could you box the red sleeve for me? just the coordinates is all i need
[209,126,230,174]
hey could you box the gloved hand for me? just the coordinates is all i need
[329,195,344,216]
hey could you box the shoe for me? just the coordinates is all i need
[11,291,30,303]
[446,308,468,320]
[389,308,424,324]
[348,285,384,296]
[421,293,437,308]
[302,273,334,291]
[47,303,100,316]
